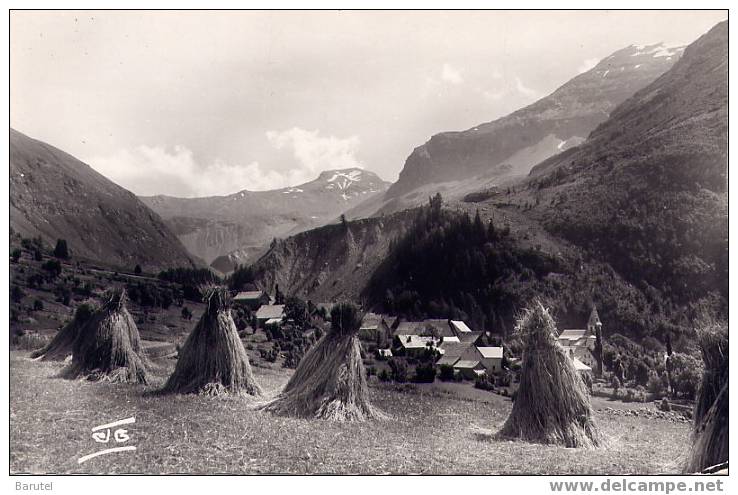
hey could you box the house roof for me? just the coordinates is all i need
[437,355,459,366]
[396,334,437,349]
[264,318,283,326]
[450,320,473,333]
[256,304,285,319]
[559,329,596,347]
[458,331,483,344]
[477,346,504,359]
[393,321,423,336]
[377,348,393,357]
[441,336,460,343]
[559,329,589,339]
[420,319,456,337]
[572,357,592,371]
[454,360,482,369]
[437,341,471,359]
[234,290,265,300]
[360,312,382,330]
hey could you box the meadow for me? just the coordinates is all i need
[10,351,690,475]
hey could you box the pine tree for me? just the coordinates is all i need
[53,239,70,259]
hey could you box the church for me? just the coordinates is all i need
[557,306,601,367]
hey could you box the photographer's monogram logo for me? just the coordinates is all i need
[78,417,136,464]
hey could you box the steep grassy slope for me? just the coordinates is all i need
[9,129,197,271]
[527,21,727,312]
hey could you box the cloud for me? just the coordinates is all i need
[86,145,288,197]
[441,63,464,85]
[86,128,364,197]
[514,77,540,100]
[266,127,363,175]
[577,57,600,74]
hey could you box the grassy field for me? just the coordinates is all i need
[10,351,691,475]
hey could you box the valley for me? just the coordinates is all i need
[8,13,728,477]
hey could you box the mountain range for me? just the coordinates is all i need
[345,42,684,219]
[9,19,726,332]
[252,21,727,341]
[140,168,390,273]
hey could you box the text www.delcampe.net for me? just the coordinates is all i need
[549,479,725,494]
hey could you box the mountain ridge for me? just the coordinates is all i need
[9,128,198,271]
[140,167,391,271]
[361,42,684,217]
[251,21,727,345]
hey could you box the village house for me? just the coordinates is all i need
[457,331,484,346]
[358,313,392,342]
[392,318,476,340]
[436,339,470,367]
[449,320,473,334]
[391,320,424,337]
[476,346,504,373]
[453,360,487,380]
[233,290,270,310]
[436,342,505,376]
[558,306,601,367]
[256,304,285,326]
[393,334,439,358]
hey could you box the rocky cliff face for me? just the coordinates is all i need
[253,209,418,301]
[141,168,390,272]
[9,128,197,271]
[385,43,683,200]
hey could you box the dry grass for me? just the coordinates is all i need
[161,287,261,396]
[260,303,384,421]
[685,319,728,472]
[10,351,690,474]
[30,303,95,361]
[60,289,149,384]
[498,301,603,448]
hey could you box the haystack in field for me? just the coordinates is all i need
[261,302,384,421]
[31,303,95,361]
[685,320,728,473]
[162,286,262,396]
[498,301,603,447]
[60,288,149,384]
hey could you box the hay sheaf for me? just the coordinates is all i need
[161,286,262,396]
[261,303,385,421]
[30,303,96,361]
[60,289,149,384]
[497,301,603,448]
[685,320,728,473]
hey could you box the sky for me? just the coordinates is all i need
[10,10,727,197]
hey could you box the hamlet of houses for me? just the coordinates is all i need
[234,288,598,380]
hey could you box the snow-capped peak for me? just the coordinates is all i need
[323,169,364,191]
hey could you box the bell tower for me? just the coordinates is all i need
[587,305,602,336]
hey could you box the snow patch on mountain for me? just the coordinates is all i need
[326,169,363,190]
[630,43,685,59]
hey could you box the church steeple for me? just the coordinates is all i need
[587,305,602,335]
